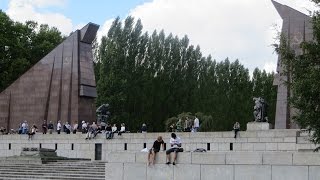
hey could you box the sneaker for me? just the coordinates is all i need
[166,162,171,165]
[172,162,176,165]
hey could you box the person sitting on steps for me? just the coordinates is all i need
[118,123,126,136]
[28,124,37,140]
[233,122,240,138]
[148,136,164,166]
[166,133,182,165]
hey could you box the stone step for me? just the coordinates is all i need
[0,169,105,174]
[0,171,105,177]
[0,166,105,169]
[0,174,104,180]
[0,130,301,141]
[0,166,105,171]
[0,164,105,167]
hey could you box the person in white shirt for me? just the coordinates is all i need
[81,121,87,134]
[118,123,126,136]
[65,122,71,134]
[22,120,28,134]
[57,121,62,134]
[193,116,200,132]
[166,133,182,165]
[72,121,78,134]
[111,124,117,133]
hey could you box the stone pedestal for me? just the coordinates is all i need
[246,122,270,131]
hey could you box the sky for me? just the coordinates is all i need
[0,0,318,73]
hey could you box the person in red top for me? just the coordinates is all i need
[148,136,164,165]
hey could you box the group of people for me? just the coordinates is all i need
[105,123,125,139]
[13,120,131,141]
[169,116,200,133]
[147,133,183,166]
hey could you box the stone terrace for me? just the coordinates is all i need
[0,129,318,180]
[0,129,314,161]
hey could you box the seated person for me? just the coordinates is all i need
[148,136,164,165]
[105,123,113,139]
[64,122,71,134]
[141,123,147,133]
[166,133,182,165]
[233,122,240,138]
[118,123,126,136]
[112,124,117,134]
[85,125,94,140]
[28,125,37,140]
[81,121,87,134]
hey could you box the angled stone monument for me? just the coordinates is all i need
[0,23,99,130]
[271,0,313,129]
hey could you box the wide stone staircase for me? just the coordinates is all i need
[0,161,106,180]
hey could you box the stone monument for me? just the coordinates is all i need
[271,0,313,129]
[247,97,270,131]
[253,97,268,122]
[0,23,99,131]
[96,103,111,123]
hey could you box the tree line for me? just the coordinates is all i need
[0,10,64,92]
[95,17,277,132]
[0,11,277,132]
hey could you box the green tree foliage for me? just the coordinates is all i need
[275,0,320,150]
[0,10,64,92]
[96,16,276,132]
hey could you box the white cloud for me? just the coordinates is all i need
[6,0,78,35]
[97,19,114,42]
[5,0,317,73]
[263,61,277,73]
[116,0,316,73]
[10,0,66,8]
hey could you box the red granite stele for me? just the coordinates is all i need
[0,23,99,131]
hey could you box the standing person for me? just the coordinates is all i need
[176,119,182,132]
[72,121,78,134]
[233,122,240,138]
[48,121,54,134]
[194,116,200,132]
[166,133,182,165]
[42,120,47,134]
[57,120,62,134]
[91,122,98,138]
[148,136,164,165]
[184,119,189,132]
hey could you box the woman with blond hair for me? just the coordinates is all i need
[148,136,164,165]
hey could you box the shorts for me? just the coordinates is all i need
[166,148,183,155]
[149,148,160,153]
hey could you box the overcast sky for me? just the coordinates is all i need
[0,0,317,73]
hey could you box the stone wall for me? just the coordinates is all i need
[0,130,314,161]
[106,151,320,180]
[105,163,320,180]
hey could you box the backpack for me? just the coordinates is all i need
[193,148,206,152]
